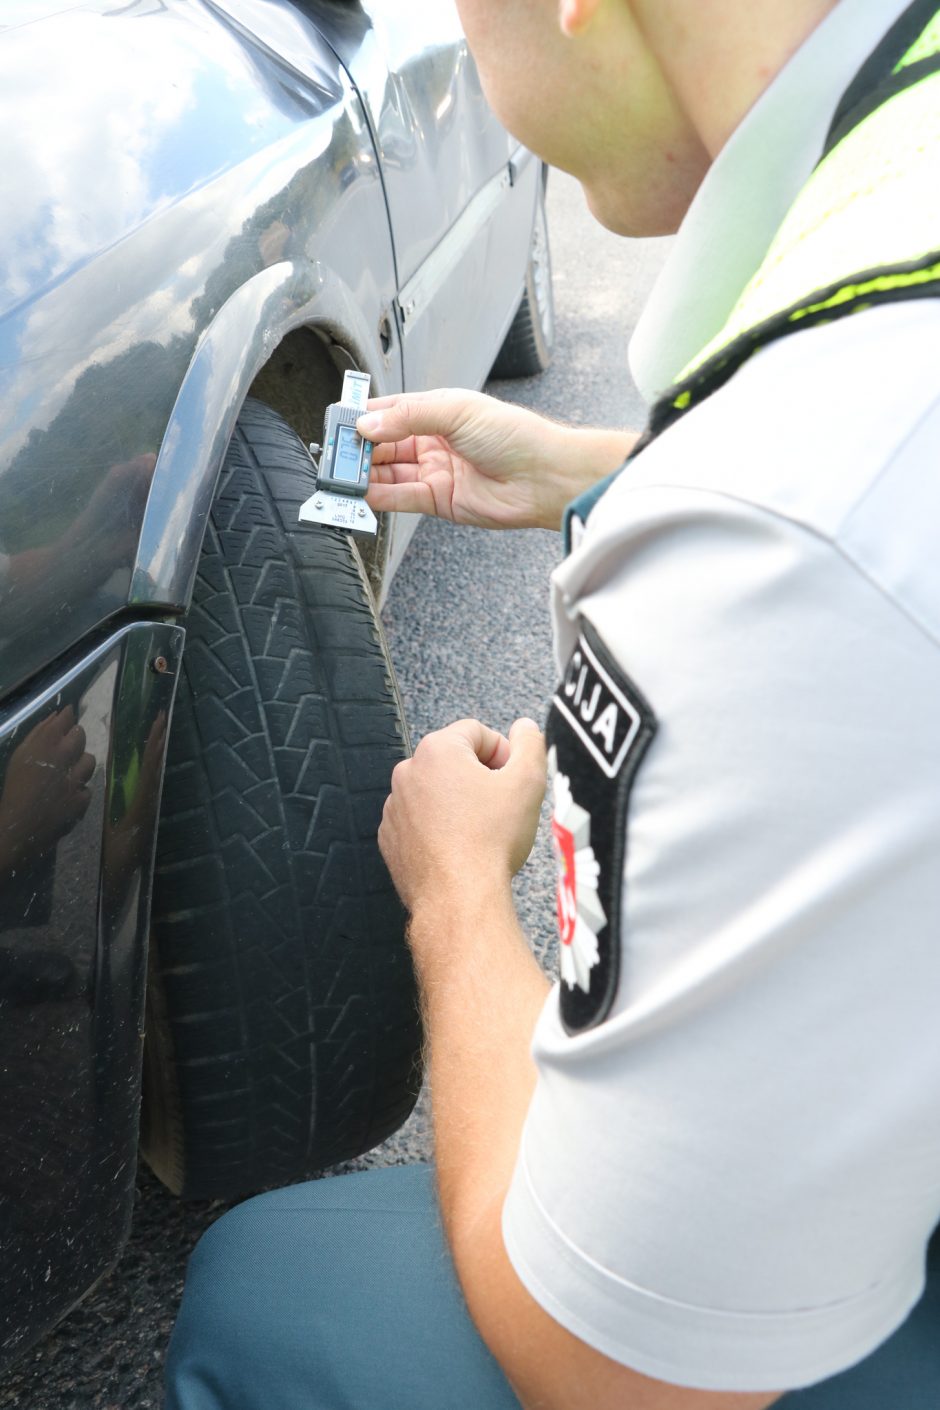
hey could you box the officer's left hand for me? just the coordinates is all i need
[379,717,547,916]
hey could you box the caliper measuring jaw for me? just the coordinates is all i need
[298,369,378,537]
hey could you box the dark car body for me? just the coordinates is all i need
[0,0,540,1366]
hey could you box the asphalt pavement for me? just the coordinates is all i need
[0,170,670,1410]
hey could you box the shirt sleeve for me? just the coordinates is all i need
[502,485,940,1393]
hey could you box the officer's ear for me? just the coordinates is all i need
[558,0,604,39]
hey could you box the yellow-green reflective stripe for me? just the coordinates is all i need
[788,260,940,321]
[895,11,940,70]
[670,259,940,411]
[677,71,940,381]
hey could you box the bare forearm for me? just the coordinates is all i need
[533,423,640,530]
[381,722,785,1409]
[409,882,550,1236]
[411,885,785,1410]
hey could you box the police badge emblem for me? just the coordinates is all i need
[546,621,656,1034]
[550,759,606,993]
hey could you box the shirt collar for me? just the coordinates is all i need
[629,0,914,404]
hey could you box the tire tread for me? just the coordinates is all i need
[143,400,420,1200]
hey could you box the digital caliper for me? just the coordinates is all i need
[298,369,377,536]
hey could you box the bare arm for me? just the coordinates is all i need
[380,720,781,1410]
[358,389,637,531]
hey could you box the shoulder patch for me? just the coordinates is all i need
[546,621,656,1034]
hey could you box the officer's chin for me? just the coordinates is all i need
[583,169,702,239]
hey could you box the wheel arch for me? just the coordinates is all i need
[245,329,397,598]
[129,258,395,615]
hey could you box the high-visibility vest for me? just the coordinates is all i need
[566,0,940,541]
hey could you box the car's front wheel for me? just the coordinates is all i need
[141,399,421,1201]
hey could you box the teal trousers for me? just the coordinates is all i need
[165,1163,940,1410]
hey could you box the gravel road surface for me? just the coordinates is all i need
[0,170,669,1410]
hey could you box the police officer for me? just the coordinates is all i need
[166,1,940,1407]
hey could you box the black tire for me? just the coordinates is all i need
[490,172,554,378]
[141,398,421,1201]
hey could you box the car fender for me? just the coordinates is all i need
[129,257,393,615]
[0,0,399,700]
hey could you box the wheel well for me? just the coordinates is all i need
[246,327,389,594]
[247,325,343,450]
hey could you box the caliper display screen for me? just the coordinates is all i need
[333,424,363,484]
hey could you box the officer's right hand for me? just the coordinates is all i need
[358,390,636,532]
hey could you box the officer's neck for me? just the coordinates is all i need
[632,0,842,157]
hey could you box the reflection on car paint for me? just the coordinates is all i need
[0,0,374,696]
[0,623,182,1366]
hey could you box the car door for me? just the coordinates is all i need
[307,0,539,391]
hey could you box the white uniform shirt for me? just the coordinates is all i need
[502,0,940,1392]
